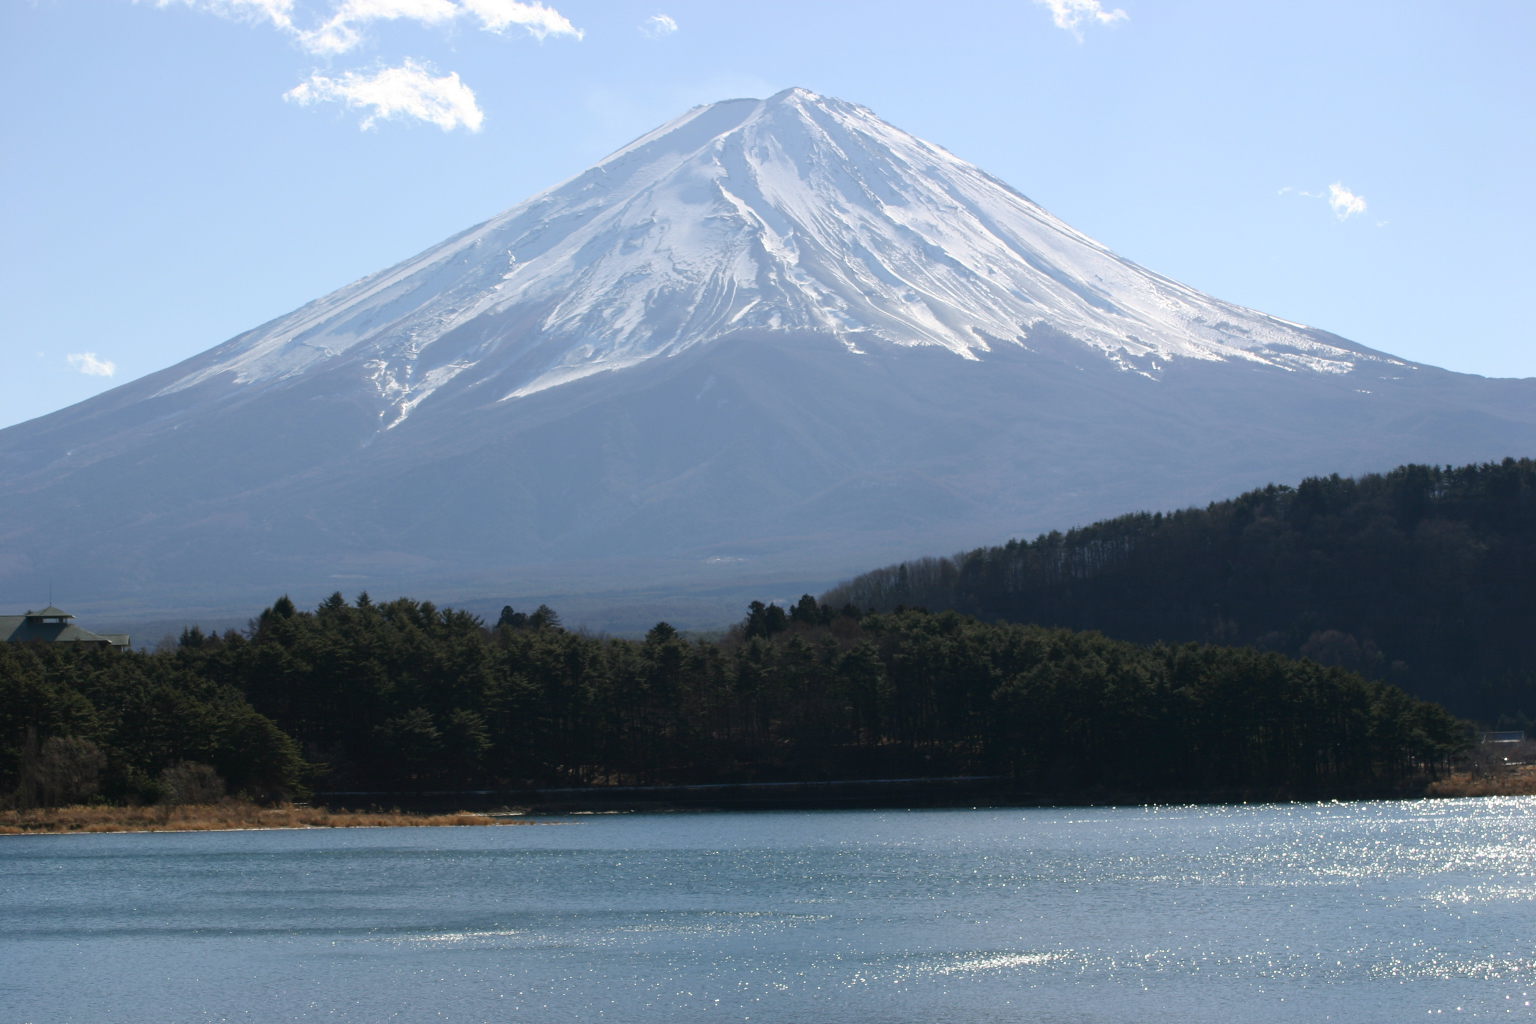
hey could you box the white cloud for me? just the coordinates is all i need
[641,13,678,38]
[300,0,459,55]
[153,0,583,55]
[67,353,118,378]
[1327,182,1367,220]
[151,0,296,32]
[147,1,582,129]
[285,59,484,131]
[1280,182,1370,221]
[1034,0,1127,38]
[461,0,584,40]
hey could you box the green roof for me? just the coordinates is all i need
[2,610,128,647]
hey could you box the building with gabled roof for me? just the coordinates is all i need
[1,606,130,649]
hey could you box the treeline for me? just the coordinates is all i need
[824,459,1536,725]
[4,593,1469,808]
[0,640,305,808]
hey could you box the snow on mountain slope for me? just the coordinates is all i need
[5,87,1532,630]
[153,88,1402,431]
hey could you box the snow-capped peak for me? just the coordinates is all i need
[154,88,1402,426]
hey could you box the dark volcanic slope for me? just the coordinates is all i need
[3,89,1533,625]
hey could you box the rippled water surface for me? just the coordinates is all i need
[4,800,1534,1022]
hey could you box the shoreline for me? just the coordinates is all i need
[1425,765,1536,798]
[0,802,533,836]
[7,768,1536,835]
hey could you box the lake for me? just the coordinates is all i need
[3,799,1534,1023]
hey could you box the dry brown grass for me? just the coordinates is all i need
[0,802,532,835]
[1426,764,1536,798]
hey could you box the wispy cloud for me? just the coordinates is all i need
[157,0,582,50]
[1280,182,1370,221]
[146,0,580,128]
[462,0,583,40]
[285,59,485,131]
[67,353,118,377]
[300,0,579,55]
[1034,0,1127,39]
[1327,182,1367,220]
[640,13,678,38]
[300,0,460,57]
[151,0,297,32]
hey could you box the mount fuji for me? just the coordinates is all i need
[4,88,1534,628]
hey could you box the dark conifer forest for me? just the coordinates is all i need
[3,593,1467,809]
[824,459,1536,726]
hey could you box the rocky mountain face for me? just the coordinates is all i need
[4,88,1533,628]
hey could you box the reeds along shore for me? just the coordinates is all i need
[1424,765,1536,798]
[8,770,1536,835]
[0,802,529,835]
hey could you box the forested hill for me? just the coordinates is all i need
[4,597,1465,808]
[823,459,1536,725]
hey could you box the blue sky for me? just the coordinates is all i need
[3,0,1532,430]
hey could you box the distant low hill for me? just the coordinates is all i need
[823,459,1536,725]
